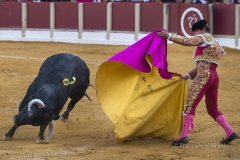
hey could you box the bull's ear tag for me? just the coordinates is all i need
[63,77,76,86]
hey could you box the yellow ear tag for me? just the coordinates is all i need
[63,77,76,86]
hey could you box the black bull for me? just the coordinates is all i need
[2,53,92,143]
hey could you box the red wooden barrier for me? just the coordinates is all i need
[112,2,135,31]
[55,2,78,29]
[177,3,208,36]
[169,3,178,33]
[83,2,107,30]
[0,2,21,28]
[212,4,236,35]
[140,3,163,32]
[169,4,208,36]
[0,2,238,36]
[27,2,50,29]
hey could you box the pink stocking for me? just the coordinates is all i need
[216,115,234,139]
[189,122,194,131]
[179,114,194,139]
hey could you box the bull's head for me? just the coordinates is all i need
[13,99,54,141]
[14,99,53,126]
[24,99,53,126]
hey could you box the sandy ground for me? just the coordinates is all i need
[0,41,239,160]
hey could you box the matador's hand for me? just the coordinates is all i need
[181,74,190,80]
[157,31,169,39]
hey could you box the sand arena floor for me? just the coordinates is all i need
[0,41,239,160]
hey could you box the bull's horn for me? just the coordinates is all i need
[47,120,54,141]
[28,99,45,112]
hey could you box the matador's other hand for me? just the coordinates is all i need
[157,31,169,39]
[181,74,190,80]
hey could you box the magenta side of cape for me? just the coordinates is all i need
[107,31,174,79]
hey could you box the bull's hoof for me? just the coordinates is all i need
[36,139,49,144]
[2,135,12,141]
[60,116,68,122]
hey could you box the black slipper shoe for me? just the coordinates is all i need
[220,132,238,144]
[172,137,189,146]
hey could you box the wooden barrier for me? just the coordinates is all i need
[50,2,54,37]
[0,2,21,28]
[235,4,240,46]
[134,3,140,40]
[84,2,107,30]
[212,4,236,35]
[0,2,239,46]
[112,3,135,31]
[22,3,27,37]
[168,3,178,33]
[140,3,164,32]
[178,3,208,37]
[55,2,78,29]
[27,2,50,28]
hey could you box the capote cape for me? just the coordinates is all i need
[96,31,188,142]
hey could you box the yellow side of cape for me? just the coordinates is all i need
[96,57,188,142]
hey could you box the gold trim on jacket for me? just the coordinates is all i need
[169,33,225,66]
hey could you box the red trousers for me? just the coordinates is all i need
[184,61,223,120]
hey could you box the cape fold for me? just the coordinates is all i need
[96,31,188,142]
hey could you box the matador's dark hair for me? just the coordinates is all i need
[192,19,210,33]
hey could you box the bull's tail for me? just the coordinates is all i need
[89,84,95,90]
[85,93,92,101]
[85,84,95,101]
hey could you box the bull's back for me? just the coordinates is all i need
[23,53,90,105]
[39,53,88,74]
[39,53,89,88]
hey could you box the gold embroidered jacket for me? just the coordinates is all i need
[169,33,225,79]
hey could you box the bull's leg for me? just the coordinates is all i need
[36,124,48,144]
[61,91,85,122]
[2,125,18,140]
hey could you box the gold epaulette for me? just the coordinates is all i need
[201,33,214,47]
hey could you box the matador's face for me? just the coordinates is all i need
[193,28,206,35]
